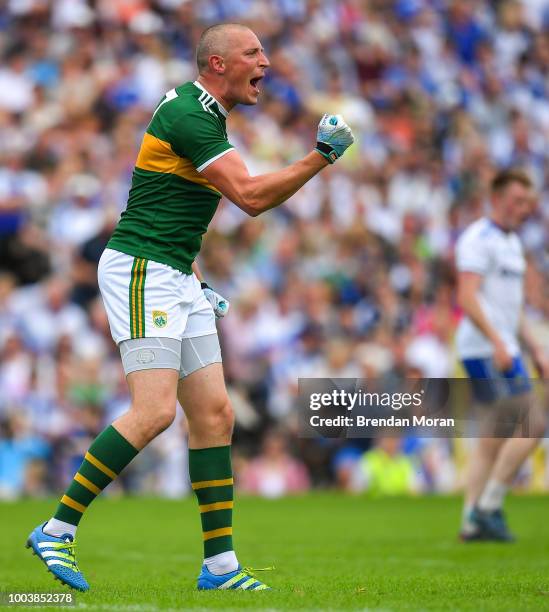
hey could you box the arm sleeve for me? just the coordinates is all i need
[170,111,234,172]
[455,230,490,275]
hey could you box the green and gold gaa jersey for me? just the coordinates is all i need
[107,81,234,274]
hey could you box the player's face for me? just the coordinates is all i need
[496,182,533,230]
[224,30,269,105]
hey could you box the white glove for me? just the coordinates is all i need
[201,283,230,319]
[315,114,354,163]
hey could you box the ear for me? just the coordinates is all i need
[209,54,225,75]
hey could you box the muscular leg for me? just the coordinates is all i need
[115,369,179,449]
[178,362,233,449]
[178,362,238,576]
[45,368,179,537]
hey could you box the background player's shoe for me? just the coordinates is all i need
[460,507,515,542]
[476,508,516,542]
[459,507,486,541]
[197,564,271,590]
[26,523,89,591]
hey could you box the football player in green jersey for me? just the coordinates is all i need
[27,23,354,592]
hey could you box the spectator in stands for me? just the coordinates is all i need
[1,0,549,494]
[350,437,421,496]
[239,430,311,498]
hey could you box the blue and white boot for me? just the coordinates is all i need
[197,564,271,590]
[26,523,89,591]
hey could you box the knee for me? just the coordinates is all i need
[131,401,176,439]
[211,398,234,436]
[219,400,235,435]
[195,397,234,437]
[154,405,177,435]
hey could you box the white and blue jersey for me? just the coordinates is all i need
[455,217,530,401]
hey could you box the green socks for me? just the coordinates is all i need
[49,431,235,566]
[53,425,139,526]
[189,445,234,558]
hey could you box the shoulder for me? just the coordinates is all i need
[160,83,220,121]
[456,218,491,249]
[147,84,227,153]
[148,83,221,134]
[455,218,493,272]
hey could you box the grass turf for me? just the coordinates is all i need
[1,494,549,611]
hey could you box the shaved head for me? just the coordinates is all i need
[196,23,252,73]
[194,23,269,109]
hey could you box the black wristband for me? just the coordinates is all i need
[200,282,210,290]
[315,141,338,163]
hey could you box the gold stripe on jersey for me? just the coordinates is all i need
[135,133,221,194]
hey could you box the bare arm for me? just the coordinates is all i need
[457,272,502,345]
[191,260,230,318]
[191,261,204,282]
[457,271,512,369]
[201,149,329,217]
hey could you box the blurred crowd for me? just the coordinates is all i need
[2,0,549,499]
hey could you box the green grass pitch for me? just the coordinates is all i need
[2,494,549,611]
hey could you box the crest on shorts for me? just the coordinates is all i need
[152,310,168,328]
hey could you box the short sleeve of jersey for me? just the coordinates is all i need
[170,110,234,172]
[455,227,490,275]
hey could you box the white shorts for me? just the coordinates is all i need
[98,248,216,345]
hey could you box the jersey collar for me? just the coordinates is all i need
[193,80,229,117]
[488,217,513,235]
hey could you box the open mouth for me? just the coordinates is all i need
[250,76,263,92]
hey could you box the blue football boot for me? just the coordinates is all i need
[197,564,271,590]
[26,523,89,591]
[476,508,516,542]
[460,507,515,543]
